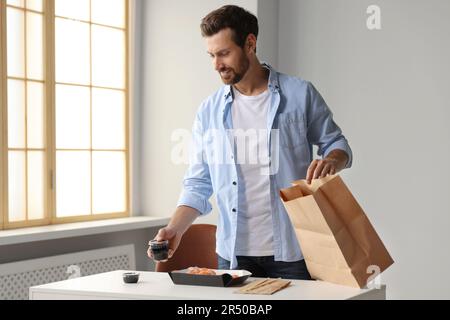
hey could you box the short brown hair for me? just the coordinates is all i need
[200,5,258,49]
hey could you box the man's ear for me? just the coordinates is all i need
[246,34,257,54]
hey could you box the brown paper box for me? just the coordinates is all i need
[279,175,394,288]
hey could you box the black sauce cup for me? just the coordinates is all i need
[149,239,169,262]
[122,272,140,283]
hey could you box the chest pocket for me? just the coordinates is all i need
[277,111,307,148]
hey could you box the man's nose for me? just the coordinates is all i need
[213,58,223,71]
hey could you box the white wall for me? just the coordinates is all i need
[257,0,279,69]
[278,0,450,299]
[130,0,144,216]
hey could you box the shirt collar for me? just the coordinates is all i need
[223,62,280,99]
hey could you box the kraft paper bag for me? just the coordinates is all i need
[279,175,394,288]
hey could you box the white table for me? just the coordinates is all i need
[29,270,386,300]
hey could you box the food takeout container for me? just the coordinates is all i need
[168,269,252,287]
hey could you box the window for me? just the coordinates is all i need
[0,0,130,230]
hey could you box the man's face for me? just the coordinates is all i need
[206,28,250,85]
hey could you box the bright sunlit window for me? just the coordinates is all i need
[0,0,130,230]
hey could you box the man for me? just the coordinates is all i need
[148,5,352,280]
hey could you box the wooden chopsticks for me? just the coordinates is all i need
[234,278,291,295]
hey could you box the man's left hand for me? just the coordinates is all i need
[306,149,349,184]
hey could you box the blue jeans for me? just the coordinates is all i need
[218,255,313,280]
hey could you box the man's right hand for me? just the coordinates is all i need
[147,226,182,260]
[147,205,201,261]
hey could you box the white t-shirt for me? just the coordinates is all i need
[232,87,274,256]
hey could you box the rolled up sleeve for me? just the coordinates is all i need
[306,82,353,168]
[177,110,214,216]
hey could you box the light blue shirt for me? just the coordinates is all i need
[177,63,353,269]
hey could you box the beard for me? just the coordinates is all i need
[218,53,250,85]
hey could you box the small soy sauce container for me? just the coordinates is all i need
[149,239,169,262]
[122,272,140,283]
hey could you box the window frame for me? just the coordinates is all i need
[0,0,131,230]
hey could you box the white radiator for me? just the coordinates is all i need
[0,244,136,300]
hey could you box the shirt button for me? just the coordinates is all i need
[232,208,236,213]
[232,181,237,185]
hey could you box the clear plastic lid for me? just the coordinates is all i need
[149,239,169,250]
